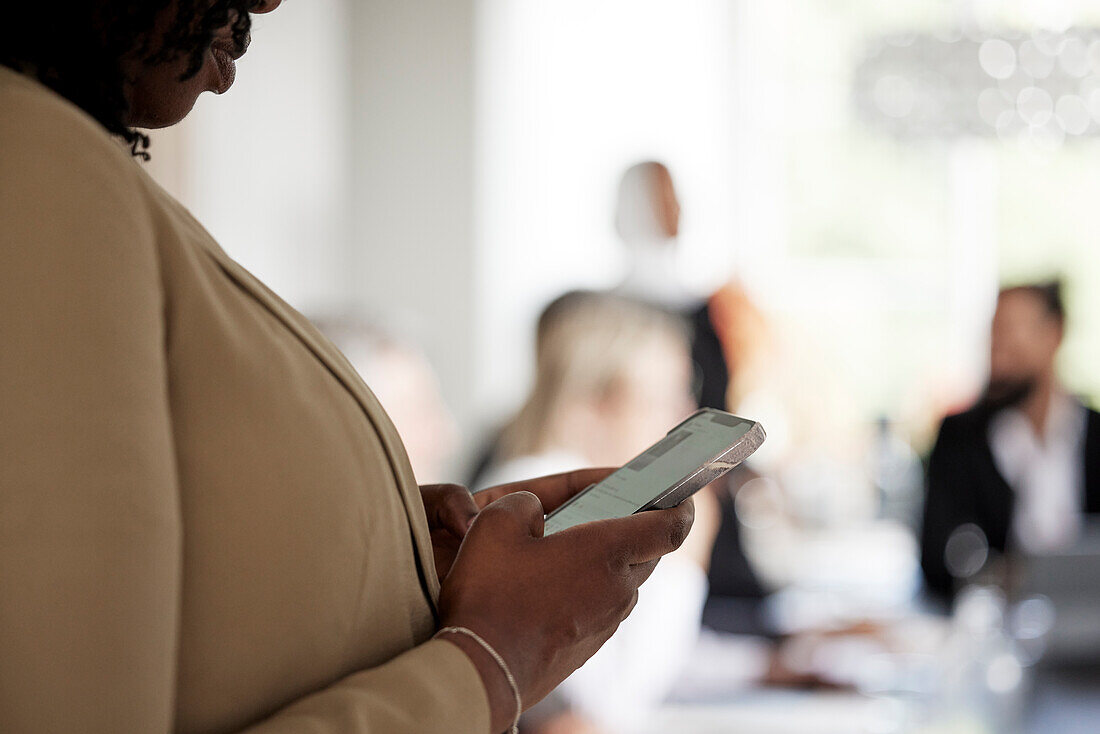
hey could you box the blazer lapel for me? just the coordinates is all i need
[1084,410,1100,515]
[978,411,1016,552]
[189,229,443,610]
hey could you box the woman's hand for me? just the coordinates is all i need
[437,490,694,733]
[420,469,613,583]
[419,484,479,582]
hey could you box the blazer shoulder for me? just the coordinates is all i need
[0,67,145,191]
[1085,407,1100,440]
[929,406,997,462]
[938,405,990,436]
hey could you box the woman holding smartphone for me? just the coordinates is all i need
[0,3,693,733]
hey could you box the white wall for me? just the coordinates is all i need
[146,0,356,311]
[348,0,479,431]
[475,0,741,422]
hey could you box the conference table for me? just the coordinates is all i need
[643,519,1100,733]
[647,668,1100,734]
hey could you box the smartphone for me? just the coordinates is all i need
[543,408,766,535]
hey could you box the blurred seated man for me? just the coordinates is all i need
[921,281,1100,598]
[477,291,721,734]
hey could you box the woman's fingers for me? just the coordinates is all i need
[421,484,479,536]
[625,558,661,587]
[473,491,546,537]
[474,467,616,511]
[573,498,695,565]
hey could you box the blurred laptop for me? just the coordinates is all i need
[1017,521,1100,665]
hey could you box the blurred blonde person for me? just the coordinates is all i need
[478,291,721,734]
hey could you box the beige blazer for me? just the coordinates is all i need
[0,65,489,733]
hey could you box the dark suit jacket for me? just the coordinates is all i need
[920,403,1100,597]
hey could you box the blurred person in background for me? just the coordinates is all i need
[612,160,774,635]
[477,291,721,734]
[921,281,1100,598]
[613,160,764,413]
[312,315,459,485]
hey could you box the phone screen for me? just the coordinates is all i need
[543,410,758,534]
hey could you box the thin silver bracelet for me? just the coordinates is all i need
[436,625,522,734]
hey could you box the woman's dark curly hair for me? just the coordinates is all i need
[1,1,260,159]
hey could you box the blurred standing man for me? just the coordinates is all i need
[921,282,1100,597]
